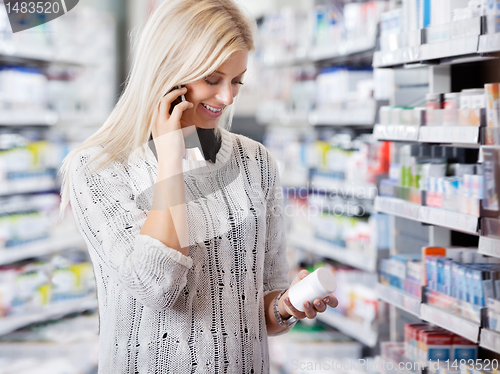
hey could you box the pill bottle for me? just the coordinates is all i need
[288,268,337,312]
[444,93,460,109]
[426,93,444,109]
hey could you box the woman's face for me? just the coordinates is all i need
[180,50,248,129]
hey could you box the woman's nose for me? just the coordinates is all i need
[215,83,234,106]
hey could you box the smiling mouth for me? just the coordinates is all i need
[201,103,224,113]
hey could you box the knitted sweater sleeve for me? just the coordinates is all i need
[69,150,193,311]
[262,149,296,336]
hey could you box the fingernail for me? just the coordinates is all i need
[325,297,330,303]
[285,298,290,303]
[315,301,321,306]
[305,301,310,308]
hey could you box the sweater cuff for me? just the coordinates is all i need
[133,234,193,269]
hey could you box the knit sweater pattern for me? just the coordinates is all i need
[68,128,293,374]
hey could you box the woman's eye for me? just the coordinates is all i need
[205,79,244,86]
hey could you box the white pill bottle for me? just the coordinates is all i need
[288,268,337,312]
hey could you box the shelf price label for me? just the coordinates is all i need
[4,0,79,33]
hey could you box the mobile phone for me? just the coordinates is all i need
[168,85,186,115]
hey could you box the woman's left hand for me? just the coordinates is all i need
[279,269,339,320]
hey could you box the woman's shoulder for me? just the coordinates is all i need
[228,131,275,163]
[70,145,129,181]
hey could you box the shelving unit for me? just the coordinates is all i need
[420,304,481,343]
[369,8,500,360]
[0,295,98,336]
[374,125,481,146]
[315,309,379,348]
[0,231,85,266]
[375,196,479,235]
[376,283,421,318]
[478,236,500,258]
[479,329,500,354]
[0,9,115,367]
[288,233,378,273]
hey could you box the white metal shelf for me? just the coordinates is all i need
[374,125,480,145]
[288,233,377,272]
[310,37,376,62]
[309,106,376,126]
[0,175,57,196]
[478,236,500,258]
[375,196,479,235]
[376,283,421,318]
[478,33,500,53]
[0,295,97,336]
[373,35,482,68]
[418,126,480,145]
[262,37,376,68]
[0,109,58,126]
[373,124,420,142]
[316,309,379,347]
[479,328,500,354]
[0,44,85,66]
[374,196,421,221]
[0,231,86,266]
[310,177,377,200]
[420,303,481,343]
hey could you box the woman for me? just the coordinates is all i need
[58,1,338,372]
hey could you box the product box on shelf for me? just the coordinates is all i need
[487,297,500,332]
[482,147,500,216]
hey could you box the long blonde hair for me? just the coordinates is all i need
[57,0,256,223]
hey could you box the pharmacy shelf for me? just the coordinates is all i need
[478,33,500,53]
[0,295,97,336]
[420,303,481,343]
[309,106,376,127]
[374,196,421,221]
[373,36,482,68]
[418,126,480,145]
[310,37,376,62]
[0,44,84,66]
[478,236,500,258]
[288,233,377,273]
[374,125,481,145]
[375,197,479,235]
[310,176,378,200]
[0,109,58,126]
[0,231,86,266]
[316,309,378,347]
[479,328,500,354]
[0,175,57,196]
[420,206,479,235]
[376,283,421,318]
[373,125,420,142]
[263,37,376,67]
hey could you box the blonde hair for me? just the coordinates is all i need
[57,0,256,223]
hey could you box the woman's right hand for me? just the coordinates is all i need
[152,87,194,164]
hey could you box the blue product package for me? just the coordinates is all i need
[443,260,453,296]
[437,258,446,293]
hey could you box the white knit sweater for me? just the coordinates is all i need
[68,127,294,374]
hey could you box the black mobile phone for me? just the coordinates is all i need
[168,85,186,115]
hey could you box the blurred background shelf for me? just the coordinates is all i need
[478,236,500,259]
[288,233,378,273]
[479,328,500,354]
[377,283,421,318]
[315,309,379,347]
[0,231,85,266]
[0,295,98,337]
[0,110,58,126]
[420,303,481,343]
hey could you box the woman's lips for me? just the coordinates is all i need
[199,103,224,118]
